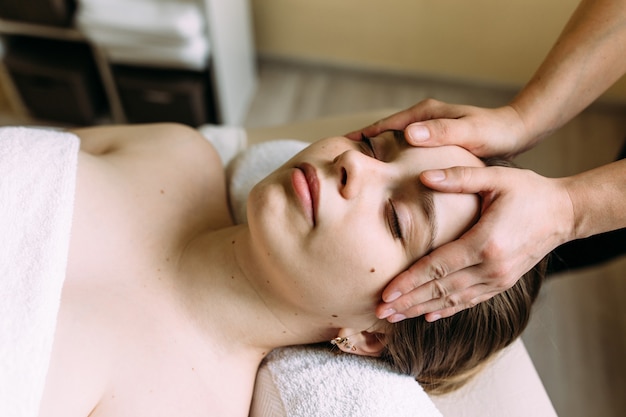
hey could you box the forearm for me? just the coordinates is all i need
[510,0,626,150]
[563,159,626,240]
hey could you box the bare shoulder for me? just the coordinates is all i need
[74,123,220,173]
[71,123,210,154]
[68,123,232,267]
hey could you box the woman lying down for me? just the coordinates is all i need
[35,123,544,416]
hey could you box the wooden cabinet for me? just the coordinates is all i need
[0,0,256,126]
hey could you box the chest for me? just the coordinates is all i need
[42,277,258,417]
[91,351,257,417]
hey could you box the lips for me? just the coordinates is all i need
[291,162,319,225]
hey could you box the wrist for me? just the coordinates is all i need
[561,160,626,240]
[558,176,581,243]
[495,101,536,158]
[506,99,550,155]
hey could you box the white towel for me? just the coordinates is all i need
[252,346,443,417]
[92,35,210,71]
[77,0,210,69]
[78,0,205,39]
[197,123,248,166]
[0,127,79,417]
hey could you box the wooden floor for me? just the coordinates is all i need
[1,58,625,416]
[244,59,626,417]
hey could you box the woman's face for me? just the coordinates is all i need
[247,131,483,327]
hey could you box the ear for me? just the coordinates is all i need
[334,328,386,357]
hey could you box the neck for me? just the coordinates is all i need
[178,225,336,359]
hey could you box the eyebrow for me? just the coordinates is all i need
[392,130,407,147]
[418,185,437,254]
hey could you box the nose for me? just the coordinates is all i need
[334,150,389,199]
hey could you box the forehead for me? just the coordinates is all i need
[377,130,485,171]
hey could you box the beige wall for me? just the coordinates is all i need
[251,0,626,102]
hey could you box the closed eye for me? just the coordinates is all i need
[386,200,404,241]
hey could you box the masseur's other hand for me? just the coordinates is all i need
[346,99,531,159]
[377,165,575,322]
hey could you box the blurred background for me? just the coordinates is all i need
[1,1,625,416]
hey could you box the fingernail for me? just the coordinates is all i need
[427,313,442,322]
[422,170,445,182]
[388,314,406,323]
[384,291,402,302]
[407,125,430,142]
[378,308,396,319]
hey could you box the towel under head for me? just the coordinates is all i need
[251,345,443,417]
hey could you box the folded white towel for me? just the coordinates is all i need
[252,345,443,417]
[0,127,79,417]
[78,0,205,39]
[77,0,209,68]
[93,34,210,70]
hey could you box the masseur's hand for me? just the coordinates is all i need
[376,165,575,322]
[346,99,535,159]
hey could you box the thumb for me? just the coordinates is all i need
[405,118,465,147]
[420,166,501,194]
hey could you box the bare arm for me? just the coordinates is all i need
[348,0,626,158]
[566,159,626,239]
[510,0,626,150]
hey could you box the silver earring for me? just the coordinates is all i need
[331,336,356,351]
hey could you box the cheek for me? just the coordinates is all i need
[307,222,403,287]
[302,241,394,315]
[246,180,305,270]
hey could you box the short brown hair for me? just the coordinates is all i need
[380,261,545,394]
